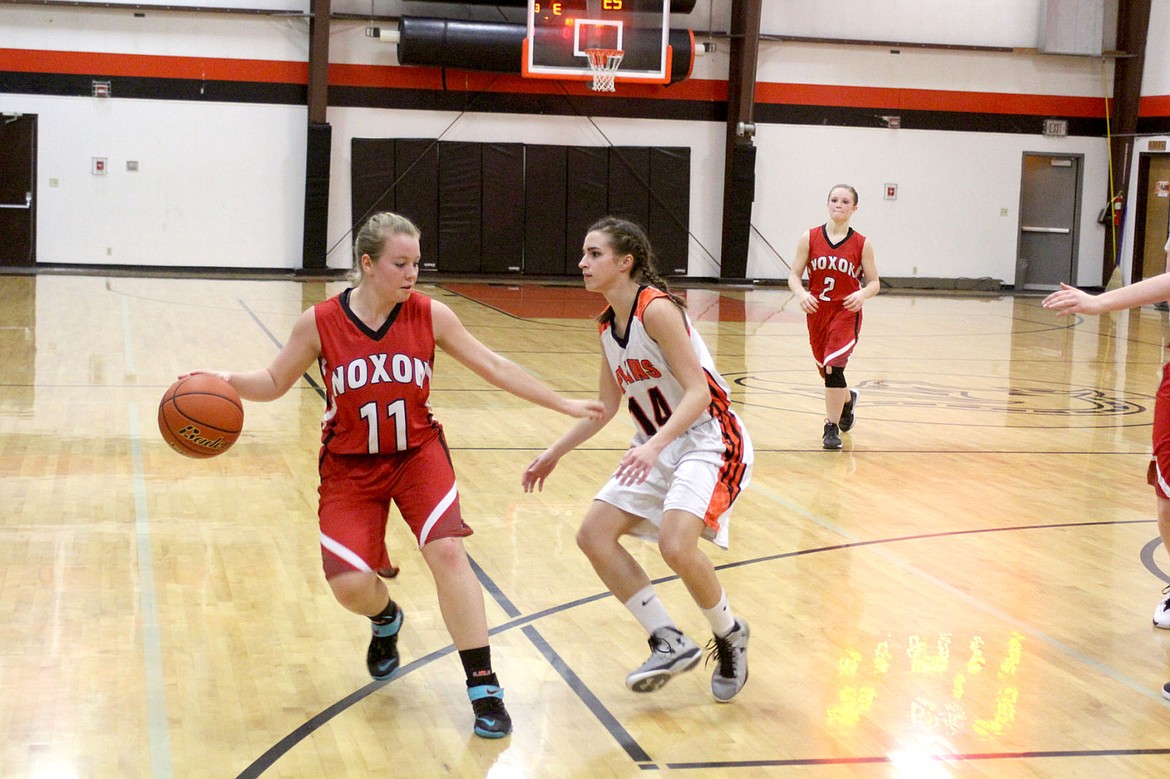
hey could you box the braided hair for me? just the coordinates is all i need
[588,216,685,326]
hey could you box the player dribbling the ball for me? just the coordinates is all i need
[185,212,602,739]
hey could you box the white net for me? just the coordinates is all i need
[586,48,624,92]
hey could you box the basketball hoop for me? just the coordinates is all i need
[585,48,624,92]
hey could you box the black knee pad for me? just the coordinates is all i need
[824,368,847,388]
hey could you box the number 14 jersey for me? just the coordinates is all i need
[600,287,741,449]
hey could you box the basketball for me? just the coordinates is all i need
[158,374,244,459]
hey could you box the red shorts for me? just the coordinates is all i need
[317,431,472,579]
[1148,363,1170,500]
[807,302,862,376]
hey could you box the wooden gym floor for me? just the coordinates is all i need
[2,272,1169,778]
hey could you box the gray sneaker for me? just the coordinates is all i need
[822,421,842,450]
[625,626,701,692]
[707,619,750,702]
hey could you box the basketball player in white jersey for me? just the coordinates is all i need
[523,217,754,702]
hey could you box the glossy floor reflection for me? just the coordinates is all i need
[1,274,1168,778]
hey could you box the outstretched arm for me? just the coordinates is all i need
[522,356,622,493]
[183,307,321,402]
[1042,274,1170,316]
[432,299,603,420]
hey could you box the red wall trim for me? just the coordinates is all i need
[0,47,307,83]
[2,47,1168,118]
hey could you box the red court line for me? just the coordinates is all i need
[443,283,605,319]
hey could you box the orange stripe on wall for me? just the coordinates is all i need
[2,46,1163,118]
[0,47,307,83]
[1141,94,1170,117]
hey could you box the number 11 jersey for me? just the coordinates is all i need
[315,288,441,455]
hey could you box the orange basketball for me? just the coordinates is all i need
[158,374,244,459]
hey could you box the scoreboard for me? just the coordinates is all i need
[524,0,671,83]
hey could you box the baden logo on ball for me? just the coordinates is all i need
[158,374,244,459]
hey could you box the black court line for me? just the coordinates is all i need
[235,646,457,779]
[711,517,1163,575]
[240,299,328,399]
[522,625,655,766]
[1140,536,1170,585]
[469,553,522,619]
[234,517,1168,777]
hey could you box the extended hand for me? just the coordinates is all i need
[179,369,232,382]
[522,451,559,493]
[1041,283,1095,316]
[613,442,661,486]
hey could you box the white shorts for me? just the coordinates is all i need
[594,414,753,550]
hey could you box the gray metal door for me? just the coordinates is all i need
[0,112,36,266]
[1016,153,1081,290]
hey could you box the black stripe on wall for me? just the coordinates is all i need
[0,71,306,104]
[755,103,1108,136]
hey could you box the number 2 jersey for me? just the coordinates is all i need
[314,288,441,455]
[806,225,866,301]
[599,285,752,489]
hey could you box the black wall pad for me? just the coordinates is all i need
[524,145,569,275]
[351,140,689,276]
[649,147,691,275]
[567,146,609,274]
[350,137,397,231]
[719,142,755,280]
[608,147,652,234]
[302,122,332,271]
[482,143,526,273]
[394,139,440,269]
[438,141,483,273]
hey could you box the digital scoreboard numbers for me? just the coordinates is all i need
[525,0,670,83]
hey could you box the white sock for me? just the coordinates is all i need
[624,586,674,635]
[701,590,736,637]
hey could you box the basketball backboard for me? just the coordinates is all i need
[524,0,671,85]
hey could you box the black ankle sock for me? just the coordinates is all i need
[370,596,398,625]
[459,646,497,688]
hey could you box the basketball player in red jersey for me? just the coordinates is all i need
[788,184,880,449]
[185,212,602,739]
[1044,271,1170,702]
[523,217,754,702]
